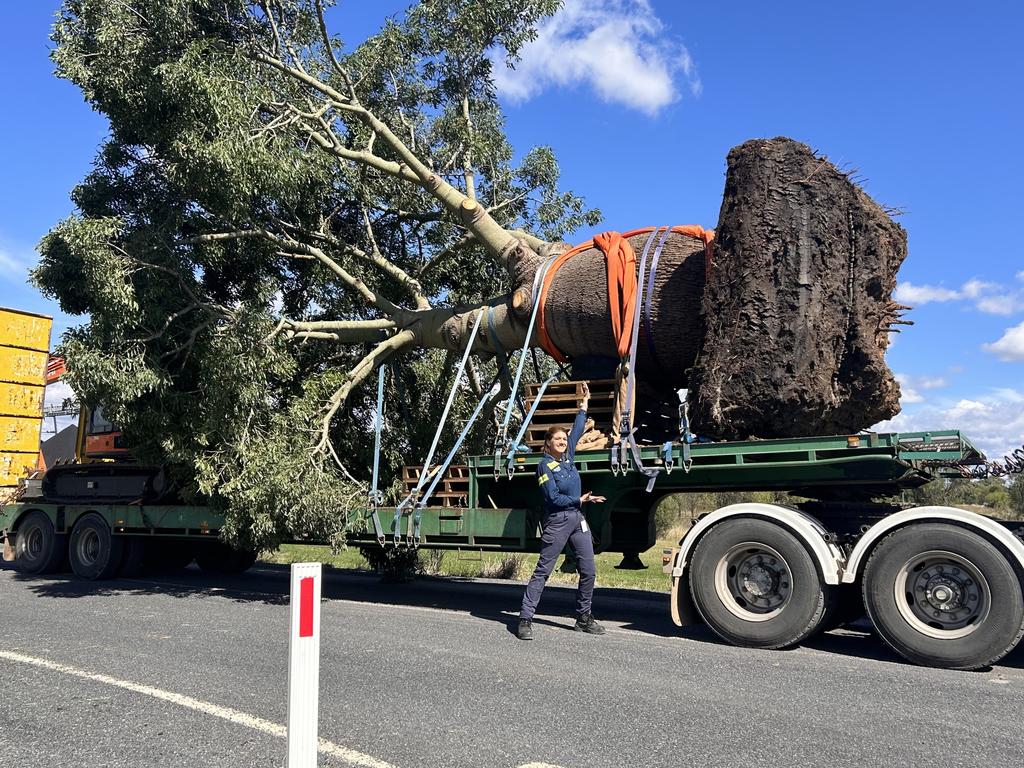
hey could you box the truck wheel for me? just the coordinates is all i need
[689,518,832,649]
[14,511,66,575]
[194,541,258,574]
[69,513,125,581]
[862,523,1024,670]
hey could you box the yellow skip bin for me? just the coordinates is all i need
[1,307,53,487]
[0,381,45,418]
[0,347,48,387]
[1,452,39,487]
[1,416,47,453]
[0,307,52,353]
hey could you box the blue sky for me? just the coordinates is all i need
[1,1,1022,458]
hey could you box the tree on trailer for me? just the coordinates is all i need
[36,0,908,552]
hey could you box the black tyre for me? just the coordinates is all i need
[118,537,146,577]
[862,523,1024,670]
[13,510,66,575]
[69,513,125,581]
[689,518,832,649]
[143,540,195,573]
[194,541,258,574]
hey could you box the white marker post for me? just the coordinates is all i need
[287,562,322,768]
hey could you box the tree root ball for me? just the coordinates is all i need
[688,138,906,439]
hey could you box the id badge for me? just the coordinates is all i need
[580,517,589,533]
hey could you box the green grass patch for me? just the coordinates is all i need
[261,541,675,592]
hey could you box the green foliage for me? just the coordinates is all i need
[653,491,788,537]
[1010,475,1024,517]
[909,477,1017,517]
[36,0,599,551]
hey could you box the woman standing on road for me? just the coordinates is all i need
[517,381,607,640]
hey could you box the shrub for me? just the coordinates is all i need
[480,553,526,580]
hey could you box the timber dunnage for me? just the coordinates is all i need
[523,380,615,450]
[400,465,469,508]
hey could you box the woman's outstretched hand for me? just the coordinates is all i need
[580,380,590,410]
[580,491,606,504]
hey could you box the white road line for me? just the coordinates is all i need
[518,763,569,767]
[0,650,395,768]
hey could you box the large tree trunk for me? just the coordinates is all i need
[542,230,708,376]
[688,137,905,439]
[420,137,906,441]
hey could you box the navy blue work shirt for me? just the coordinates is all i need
[536,408,587,515]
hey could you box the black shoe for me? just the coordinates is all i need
[517,618,534,640]
[574,613,606,635]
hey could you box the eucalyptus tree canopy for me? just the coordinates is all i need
[37,0,603,548]
[35,1,907,548]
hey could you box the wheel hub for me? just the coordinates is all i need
[26,528,44,558]
[716,544,793,621]
[923,575,964,612]
[742,562,778,598]
[76,529,100,567]
[896,551,989,639]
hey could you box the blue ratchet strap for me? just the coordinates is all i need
[368,364,387,545]
[494,253,560,476]
[413,379,503,543]
[621,227,672,493]
[662,441,675,474]
[393,308,486,544]
[678,388,693,473]
[643,228,668,374]
[504,373,559,478]
[611,229,661,477]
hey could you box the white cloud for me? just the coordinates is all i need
[976,295,1023,315]
[983,321,1024,362]
[0,247,28,282]
[895,372,950,403]
[894,282,960,304]
[917,376,947,390]
[1017,270,1024,282]
[894,373,923,404]
[959,278,995,299]
[873,388,1024,462]
[492,0,701,115]
[895,278,1024,316]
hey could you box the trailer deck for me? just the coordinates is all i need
[344,430,984,551]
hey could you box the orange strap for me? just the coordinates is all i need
[535,225,715,363]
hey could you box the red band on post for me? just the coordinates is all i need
[299,577,314,637]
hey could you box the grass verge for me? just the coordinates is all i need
[261,540,676,592]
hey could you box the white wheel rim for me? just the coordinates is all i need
[714,542,793,622]
[893,550,990,640]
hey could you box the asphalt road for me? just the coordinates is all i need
[2,561,1023,768]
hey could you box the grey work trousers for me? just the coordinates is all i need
[520,508,596,620]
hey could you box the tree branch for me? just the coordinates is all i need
[253,51,532,266]
[314,329,416,455]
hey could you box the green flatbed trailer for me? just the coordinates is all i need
[4,429,1024,671]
